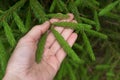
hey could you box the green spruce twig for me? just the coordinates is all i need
[82,31,95,61]
[30,0,48,23]
[36,32,47,63]
[99,0,120,16]
[13,12,27,33]
[2,21,16,47]
[51,28,84,64]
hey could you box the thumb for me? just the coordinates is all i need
[5,21,50,73]
[21,21,50,44]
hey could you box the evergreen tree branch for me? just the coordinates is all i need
[0,40,8,74]
[52,22,92,31]
[0,0,26,23]
[68,1,81,22]
[49,0,57,12]
[85,29,108,39]
[13,12,27,33]
[51,28,84,64]
[36,32,47,63]
[25,7,31,30]
[82,31,96,61]
[94,10,101,31]
[2,20,16,47]
[99,0,120,16]
[30,0,48,23]
[46,13,69,19]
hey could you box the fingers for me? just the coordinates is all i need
[18,21,50,45]
[65,13,74,21]
[56,33,78,64]
[50,18,59,23]
[44,13,74,49]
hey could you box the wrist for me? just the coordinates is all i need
[3,73,21,80]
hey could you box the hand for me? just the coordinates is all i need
[3,14,78,80]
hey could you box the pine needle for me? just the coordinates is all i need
[2,21,16,47]
[36,32,47,63]
[99,0,120,16]
[51,28,84,63]
[82,32,95,61]
[13,12,27,33]
[46,13,69,19]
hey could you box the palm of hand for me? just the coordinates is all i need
[4,14,77,80]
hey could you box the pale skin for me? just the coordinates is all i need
[3,14,77,80]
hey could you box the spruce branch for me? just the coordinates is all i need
[85,29,108,39]
[75,0,83,7]
[94,10,101,31]
[52,22,92,31]
[0,0,26,23]
[36,32,47,63]
[95,64,110,70]
[80,17,96,25]
[51,28,84,64]
[13,12,27,33]
[46,13,69,19]
[104,12,120,21]
[90,0,100,6]
[99,0,120,16]
[73,43,83,51]
[49,0,57,12]
[85,0,99,9]
[68,1,81,22]
[30,0,48,23]
[2,20,16,47]
[25,7,31,30]
[56,0,68,12]
[55,60,68,80]
[0,41,8,73]
[82,31,96,61]
[66,62,77,80]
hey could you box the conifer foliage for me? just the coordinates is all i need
[0,0,120,80]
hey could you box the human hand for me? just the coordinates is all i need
[3,13,78,80]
